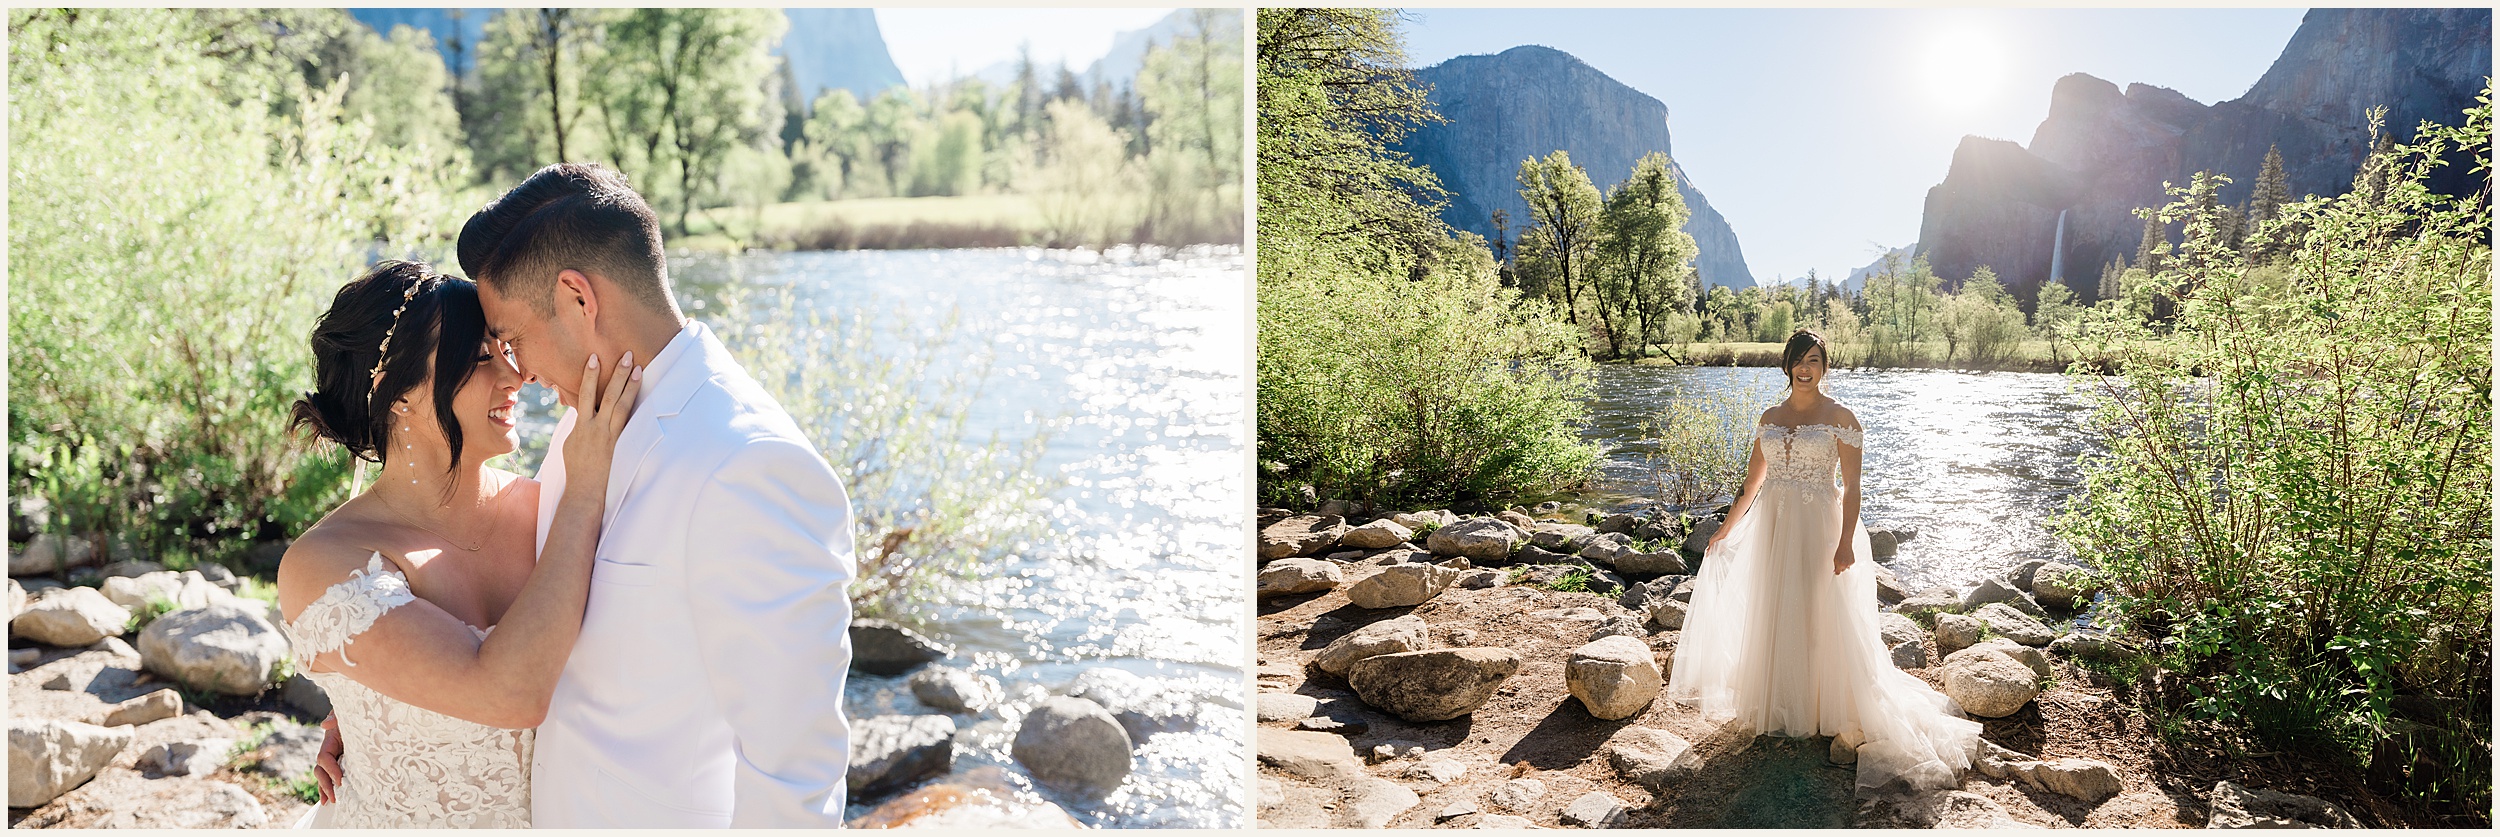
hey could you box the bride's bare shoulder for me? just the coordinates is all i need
[1819,400,1862,430]
[274,516,401,621]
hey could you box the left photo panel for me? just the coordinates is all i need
[6,7,1246,829]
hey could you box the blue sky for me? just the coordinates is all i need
[1400,8,2310,285]
[877,8,1177,87]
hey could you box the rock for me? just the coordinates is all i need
[7,577,24,620]
[1902,789,2031,829]
[1340,519,1414,550]
[1830,730,1862,764]
[1257,728,1361,782]
[1607,727,1701,793]
[1578,532,1636,565]
[1456,569,1504,589]
[846,766,1083,828]
[1342,777,1420,828]
[1565,636,1662,720]
[12,586,130,647]
[1955,638,2054,679]
[1650,598,1689,630]
[1366,544,1431,565]
[850,619,951,675]
[1496,511,1537,530]
[1256,557,1343,599]
[1436,556,1471,571]
[10,647,38,668]
[100,570,225,613]
[1488,777,1546,811]
[1346,648,1520,722]
[1872,564,1908,604]
[2010,757,2123,803]
[1680,516,1722,555]
[1511,544,1580,565]
[1878,612,1925,648]
[1617,575,1684,611]
[1532,501,1563,515]
[98,559,165,579]
[1940,646,2043,718]
[1596,513,1642,534]
[282,673,332,717]
[1891,641,1930,669]
[95,689,183,727]
[1404,757,1467,786]
[1970,602,2055,646]
[2000,559,2050,592]
[8,718,132,807]
[1476,814,1536,828]
[1934,613,1985,657]
[135,601,287,695]
[909,665,1003,714]
[1962,577,2047,618]
[1315,614,1429,675]
[1063,667,1197,741]
[1387,511,1444,531]
[1296,715,1367,736]
[2031,563,2099,609]
[1319,499,1361,518]
[1256,692,1319,723]
[1588,614,1648,641]
[1869,528,1902,558]
[1344,563,1459,609]
[2207,779,2361,829]
[68,774,271,828]
[849,714,957,799]
[240,720,323,779]
[1437,798,1481,822]
[9,533,99,577]
[1613,549,1688,576]
[1427,518,1525,561]
[1260,515,1349,561]
[1011,696,1132,797]
[195,562,239,590]
[138,737,235,778]
[2049,630,2139,664]
[1529,523,1596,553]
[1561,790,1630,827]
[1896,587,1963,623]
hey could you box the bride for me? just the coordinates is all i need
[275,261,640,827]
[1665,329,1982,794]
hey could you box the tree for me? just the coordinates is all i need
[1137,9,1245,243]
[1594,151,1699,358]
[599,8,787,232]
[2134,209,2168,276]
[2032,280,2081,366]
[1255,8,1447,281]
[2244,144,2294,264]
[1516,150,1603,330]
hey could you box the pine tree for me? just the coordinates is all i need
[2134,210,2166,275]
[2244,144,2292,264]
[2097,257,2124,304]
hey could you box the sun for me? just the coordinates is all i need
[1914,23,2011,112]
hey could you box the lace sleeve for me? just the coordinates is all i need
[287,552,417,667]
[1832,425,1864,449]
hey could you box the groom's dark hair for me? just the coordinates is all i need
[458,163,676,317]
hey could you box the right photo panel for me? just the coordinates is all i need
[1254,7,2492,830]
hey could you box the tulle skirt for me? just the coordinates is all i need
[1666,480,1981,794]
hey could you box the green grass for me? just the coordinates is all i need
[681,194,1059,252]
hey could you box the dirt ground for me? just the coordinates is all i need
[1256,564,2447,829]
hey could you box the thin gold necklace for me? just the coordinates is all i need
[396,480,502,553]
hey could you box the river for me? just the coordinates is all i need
[1577,365,2098,595]
[507,245,1246,828]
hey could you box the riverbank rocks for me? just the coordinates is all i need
[851,619,950,675]
[1872,564,1908,604]
[10,534,100,577]
[908,666,1003,715]
[95,690,183,727]
[1346,647,1520,722]
[1427,518,1525,561]
[137,738,234,779]
[2008,757,2124,803]
[1878,612,1924,649]
[1258,558,1343,599]
[71,774,271,829]
[1012,696,1133,797]
[2208,780,2360,828]
[1260,515,1348,561]
[1680,517,1722,556]
[1562,790,1631,827]
[1529,523,1596,553]
[9,718,133,807]
[1940,643,2044,718]
[1565,636,1662,720]
[136,601,287,695]
[13,586,131,647]
[1256,692,1319,723]
[2049,630,2140,664]
[846,766,1082,828]
[1258,728,1362,781]
[1456,569,1504,589]
[2031,563,2099,609]
[1617,575,1684,611]
[1489,777,1546,811]
[100,570,225,613]
[1896,588,1962,624]
[1959,638,2053,680]
[1891,641,1929,669]
[1869,528,1902,558]
[1970,603,2055,646]
[1343,777,1421,828]
[1962,578,2047,618]
[1345,563,1458,609]
[1934,613,1984,657]
[1609,547,1687,576]
[850,714,958,799]
[1390,510,1457,531]
[1340,519,1414,550]
[1314,614,1428,675]
[1650,599,1689,630]
[1607,727,1702,793]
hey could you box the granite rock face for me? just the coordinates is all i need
[1346,648,1521,722]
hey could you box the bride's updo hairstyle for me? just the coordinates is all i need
[289,260,490,472]
[1779,329,1830,389]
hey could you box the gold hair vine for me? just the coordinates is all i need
[366,279,426,400]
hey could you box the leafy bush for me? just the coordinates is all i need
[1630,374,1779,510]
[9,9,471,564]
[2055,94,2491,819]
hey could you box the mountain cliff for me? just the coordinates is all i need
[1915,7,2491,306]
[1394,45,1756,290]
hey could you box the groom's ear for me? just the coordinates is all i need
[553,268,600,329]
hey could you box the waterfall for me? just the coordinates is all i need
[2047,208,2068,288]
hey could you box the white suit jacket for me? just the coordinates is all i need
[529,321,854,827]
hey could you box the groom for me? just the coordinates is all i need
[463,163,855,826]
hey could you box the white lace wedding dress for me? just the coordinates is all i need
[1666,423,1982,794]
[282,553,534,828]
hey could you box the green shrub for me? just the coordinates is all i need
[2055,94,2491,818]
[1630,375,1778,510]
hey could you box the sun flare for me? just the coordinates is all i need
[1915,24,2011,111]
